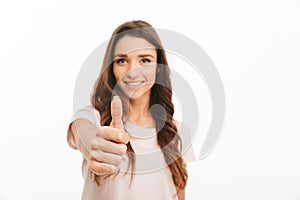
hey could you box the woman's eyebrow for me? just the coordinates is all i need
[114,53,155,58]
[138,54,155,58]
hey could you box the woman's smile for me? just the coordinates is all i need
[124,80,145,87]
[121,79,150,98]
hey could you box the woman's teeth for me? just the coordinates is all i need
[126,81,143,86]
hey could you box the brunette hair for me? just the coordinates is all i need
[91,20,187,192]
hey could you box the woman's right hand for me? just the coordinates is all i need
[89,96,129,175]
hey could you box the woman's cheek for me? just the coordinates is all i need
[113,67,125,82]
[149,67,156,83]
[145,65,157,82]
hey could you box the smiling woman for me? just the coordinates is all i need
[113,36,157,102]
[67,20,195,200]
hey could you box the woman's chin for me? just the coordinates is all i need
[125,91,145,101]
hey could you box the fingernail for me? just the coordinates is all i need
[122,133,129,142]
[120,145,127,152]
[119,130,128,138]
[111,166,119,174]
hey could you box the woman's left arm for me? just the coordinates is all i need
[178,189,185,200]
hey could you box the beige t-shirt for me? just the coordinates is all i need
[69,106,196,200]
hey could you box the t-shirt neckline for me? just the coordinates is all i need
[125,120,157,139]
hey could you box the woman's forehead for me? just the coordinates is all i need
[114,36,156,56]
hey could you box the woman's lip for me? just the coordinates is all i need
[123,81,145,87]
[124,81,144,84]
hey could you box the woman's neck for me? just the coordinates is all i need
[128,94,155,128]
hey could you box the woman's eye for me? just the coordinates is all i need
[141,58,151,63]
[115,58,127,64]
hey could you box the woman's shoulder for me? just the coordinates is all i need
[174,120,197,163]
[72,105,101,127]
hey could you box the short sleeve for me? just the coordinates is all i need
[67,106,101,149]
[182,143,196,163]
[71,106,101,128]
[175,121,197,163]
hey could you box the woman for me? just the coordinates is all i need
[67,20,195,200]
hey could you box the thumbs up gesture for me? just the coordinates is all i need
[110,96,125,130]
[89,96,129,175]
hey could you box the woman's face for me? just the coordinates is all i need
[113,36,157,100]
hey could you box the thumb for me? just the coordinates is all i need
[110,96,124,130]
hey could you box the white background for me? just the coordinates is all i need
[0,0,300,199]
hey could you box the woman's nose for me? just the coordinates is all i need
[126,60,140,79]
[129,59,139,70]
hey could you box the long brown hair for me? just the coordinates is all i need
[91,20,187,192]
